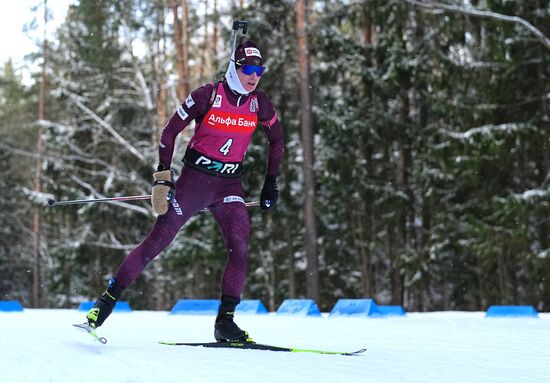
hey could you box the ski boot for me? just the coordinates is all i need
[86,278,125,329]
[214,295,253,343]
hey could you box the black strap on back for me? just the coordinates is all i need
[209,81,220,107]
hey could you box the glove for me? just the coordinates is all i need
[151,166,174,215]
[260,175,279,210]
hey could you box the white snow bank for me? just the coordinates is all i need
[1,309,549,383]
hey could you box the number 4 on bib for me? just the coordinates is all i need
[219,138,233,156]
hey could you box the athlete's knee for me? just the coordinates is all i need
[142,219,181,255]
[226,235,249,265]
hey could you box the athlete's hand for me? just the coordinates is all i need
[151,166,174,215]
[260,175,278,210]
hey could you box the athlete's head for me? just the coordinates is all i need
[226,40,267,94]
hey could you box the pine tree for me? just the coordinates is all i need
[0,61,35,305]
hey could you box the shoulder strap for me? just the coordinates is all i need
[209,82,220,106]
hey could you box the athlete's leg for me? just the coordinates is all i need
[114,167,213,287]
[87,167,216,329]
[210,196,251,297]
[209,182,252,341]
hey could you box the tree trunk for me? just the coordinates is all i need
[363,145,374,298]
[33,0,48,308]
[154,0,167,143]
[279,93,296,300]
[169,0,190,101]
[393,85,411,305]
[535,0,550,310]
[181,0,190,94]
[361,4,374,298]
[153,0,167,309]
[295,0,319,304]
[420,191,431,311]
[387,218,396,305]
[282,160,296,299]
[211,0,219,70]
[268,230,276,311]
[200,0,210,82]
[363,3,373,46]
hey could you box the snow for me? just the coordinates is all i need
[514,188,549,201]
[2,309,550,383]
[445,123,532,141]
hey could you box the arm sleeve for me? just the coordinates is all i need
[257,91,284,176]
[158,84,213,169]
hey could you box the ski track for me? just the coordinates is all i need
[1,309,549,383]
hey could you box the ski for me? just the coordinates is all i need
[73,323,107,344]
[159,341,366,356]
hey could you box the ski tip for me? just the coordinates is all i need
[349,348,367,355]
[73,323,107,344]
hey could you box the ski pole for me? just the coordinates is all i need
[48,195,151,206]
[47,196,260,211]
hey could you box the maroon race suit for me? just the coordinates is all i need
[113,81,284,298]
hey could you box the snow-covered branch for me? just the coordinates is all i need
[443,122,535,141]
[404,0,550,51]
[86,241,138,250]
[513,188,550,202]
[119,18,154,111]
[59,87,148,164]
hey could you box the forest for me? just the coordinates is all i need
[0,0,549,312]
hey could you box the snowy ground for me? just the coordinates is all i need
[2,309,549,383]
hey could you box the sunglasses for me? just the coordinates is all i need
[239,64,268,77]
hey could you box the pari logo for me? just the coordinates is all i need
[195,155,240,174]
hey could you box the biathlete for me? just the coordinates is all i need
[85,40,283,342]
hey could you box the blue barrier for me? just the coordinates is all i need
[236,299,268,315]
[0,300,24,312]
[486,305,538,317]
[378,305,406,316]
[79,301,133,312]
[276,299,321,316]
[329,299,382,317]
[170,299,219,315]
